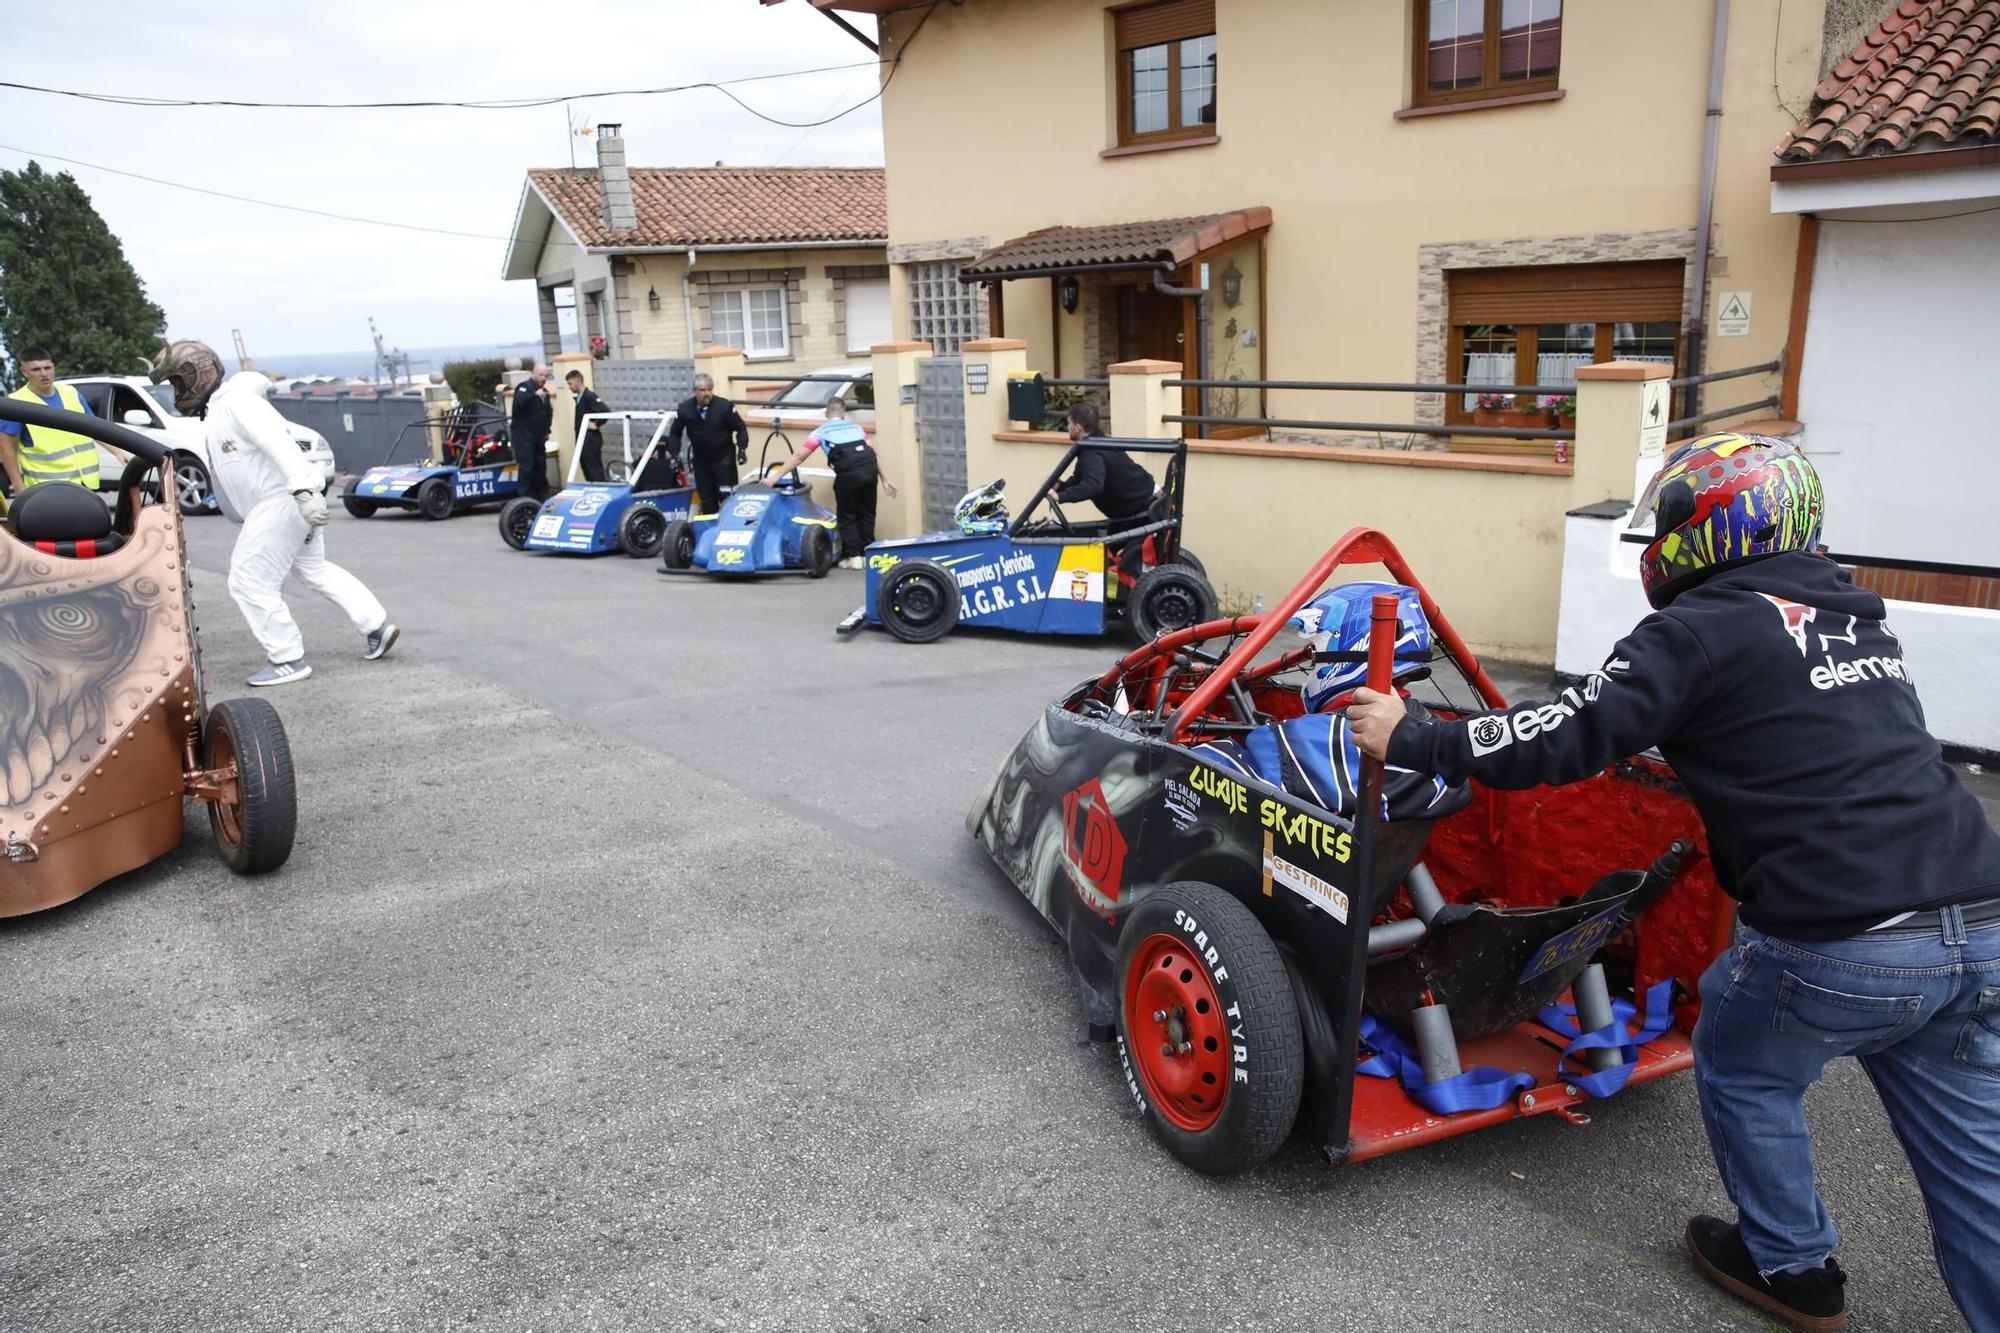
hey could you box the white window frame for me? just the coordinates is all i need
[711,285,790,360]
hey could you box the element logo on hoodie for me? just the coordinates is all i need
[1759,593,1906,691]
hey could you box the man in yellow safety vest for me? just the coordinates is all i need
[1,346,122,502]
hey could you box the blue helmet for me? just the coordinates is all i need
[954,479,1009,534]
[1287,582,1431,710]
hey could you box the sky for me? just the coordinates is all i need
[1,0,883,358]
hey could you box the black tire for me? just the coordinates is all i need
[875,558,960,643]
[202,697,297,876]
[1115,882,1302,1175]
[1128,563,1219,645]
[618,504,668,559]
[800,525,834,579]
[172,453,215,515]
[498,496,539,550]
[417,476,454,521]
[1169,546,1206,577]
[659,518,695,570]
[341,477,378,519]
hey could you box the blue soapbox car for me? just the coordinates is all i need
[657,438,840,579]
[342,406,520,521]
[496,411,696,559]
[836,436,1215,645]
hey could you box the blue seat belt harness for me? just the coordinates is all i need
[1355,1015,1534,1114]
[1536,977,1676,1098]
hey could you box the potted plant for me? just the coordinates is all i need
[589,335,609,360]
[1470,390,1552,430]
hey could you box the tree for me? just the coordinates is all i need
[0,161,166,386]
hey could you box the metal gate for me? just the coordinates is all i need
[591,357,695,413]
[916,355,965,531]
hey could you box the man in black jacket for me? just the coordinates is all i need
[566,370,610,483]
[1349,433,2000,1333]
[1055,402,1157,576]
[666,372,749,508]
[510,363,554,501]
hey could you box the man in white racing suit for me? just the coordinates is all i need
[150,342,399,686]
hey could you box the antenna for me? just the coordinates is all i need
[231,328,256,372]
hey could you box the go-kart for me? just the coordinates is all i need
[968,526,1731,1174]
[837,436,1216,645]
[656,436,839,579]
[496,412,695,559]
[0,398,297,918]
[342,405,520,521]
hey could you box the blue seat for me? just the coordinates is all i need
[1240,709,1470,822]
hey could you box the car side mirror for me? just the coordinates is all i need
[122,410,152,427]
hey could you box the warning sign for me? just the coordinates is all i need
[1715,291,1752,337]
[1639,379,1669,458]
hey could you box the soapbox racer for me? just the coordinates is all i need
[0,398,298,918]
[968,527,1731,1174]
[495,412,695,558]
[342,405,519,521]
[656,436,839,579]
[837,436,1216,645]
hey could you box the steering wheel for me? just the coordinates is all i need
[1046,498,1072,530]
[1106,624,1262,731]
[112,452,168,534]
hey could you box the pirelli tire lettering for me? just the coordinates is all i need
[1114,881,1304,1175]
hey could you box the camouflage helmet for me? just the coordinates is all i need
[148,339,224,415]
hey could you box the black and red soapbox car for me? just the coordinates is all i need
[968,527,1732,1174]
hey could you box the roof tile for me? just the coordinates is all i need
[528,165,886,250]
[958,207,1273,279]
[1781,1,2000,160]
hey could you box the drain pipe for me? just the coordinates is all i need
[1150,266,1209,425]
[1685,0,1730,421]
[682,246,699,357]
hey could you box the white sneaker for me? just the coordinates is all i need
[247,660,312,687]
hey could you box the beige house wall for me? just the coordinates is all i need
[878,0,1824,425]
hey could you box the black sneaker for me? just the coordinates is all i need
[1685,1216,1847,1331]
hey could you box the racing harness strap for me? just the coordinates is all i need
[1356,1016,1534,1115]
[30,534,125,559]
[1535,978,1676,1099]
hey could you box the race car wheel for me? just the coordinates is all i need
[659,518,695,570]
[1128,564,1219,645]
[876,559,959,643]
[1116,882,1302,1175]
[498,496,539,550]
[172,453,216,515]
[800,525,834,579]
[341,478,377,519]
[618,504,668,559]
[202,697,298,876]
[1168,546,1206,577]
[417,476,454,521]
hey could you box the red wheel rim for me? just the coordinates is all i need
[1124,932,1231,1132]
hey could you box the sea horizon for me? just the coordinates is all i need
[231,339,544,381]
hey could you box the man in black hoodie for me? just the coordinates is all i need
[566,370,610,483]
[1055,402,1157,577]
[1350,433,2000,1332]
[666,372,749,509]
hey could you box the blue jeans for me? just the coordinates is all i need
[1694,908,2000,1327]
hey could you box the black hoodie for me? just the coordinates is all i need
[1387,552,2000,940]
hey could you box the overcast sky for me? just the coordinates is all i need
[2,0,882,358]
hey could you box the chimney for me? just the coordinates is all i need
[596,123,637,232]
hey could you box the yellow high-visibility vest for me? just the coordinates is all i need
[6,382,100,490]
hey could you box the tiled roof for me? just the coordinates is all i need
[528,166,886,249]
[959,207,1272,279]
[1777,1,2000,161]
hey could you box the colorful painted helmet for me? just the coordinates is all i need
[954,479,1008,534]
[1632,432,1823,608]
[1287,582,1431,711]
[148,339,225,415]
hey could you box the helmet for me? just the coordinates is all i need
[148,340,224,415]
[1287,582,1430,711]
[1632,431,1823,609]
[954,479,1008,534]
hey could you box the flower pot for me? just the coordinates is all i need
[1471,407,1556,430]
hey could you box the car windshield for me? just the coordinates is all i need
[768,378,845,410]
[144,383,184,417]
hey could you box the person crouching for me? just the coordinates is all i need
[770,397,897,569]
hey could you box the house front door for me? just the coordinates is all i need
[1118,284,1187,365]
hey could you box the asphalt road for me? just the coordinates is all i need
[2,502,1979,1332]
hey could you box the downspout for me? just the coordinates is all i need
[1685,0,1730,421]
[683,246,698,358]
[1151,266,1209,434]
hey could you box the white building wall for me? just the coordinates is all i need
[1796,211,2000,566]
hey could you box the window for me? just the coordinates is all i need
[551,284,579,355]
[1415,0,1561,108]
[1445,260,1682,420]
[108,383,159,427]
[906,261,982,355]
[712,286,790,358]
[845,276,892,355]
[1115,0,1216,146]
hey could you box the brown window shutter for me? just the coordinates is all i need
[1448,260,1686,325]
[1115,0,1216,50]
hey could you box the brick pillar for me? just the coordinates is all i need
[869,341,932,541]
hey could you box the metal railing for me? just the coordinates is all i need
[1159,377,1577,443]
[1666,357,1783,435]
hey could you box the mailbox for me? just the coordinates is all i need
[1005,372,1047,426]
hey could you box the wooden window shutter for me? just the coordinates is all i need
[1448,260,1686,325]
[1115,0,1215,50]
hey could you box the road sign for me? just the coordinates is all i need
[1715,291,1752,337]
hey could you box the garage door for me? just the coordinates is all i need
[846,277,891,355]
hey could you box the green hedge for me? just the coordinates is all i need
[442,358,508,411]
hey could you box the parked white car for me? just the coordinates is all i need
[61,374,337,514]
[739,364,877,431]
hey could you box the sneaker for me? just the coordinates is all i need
[1685,1216,1847,1331]
[841,557,864,570]
[364,621,400,661]
[247,660,312,687]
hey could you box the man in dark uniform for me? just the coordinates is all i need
[566,370,610,482]
[510,363,555,501]
[666,372,749,509]
[1055,402,1158,576]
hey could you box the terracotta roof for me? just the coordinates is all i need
[1777,1,2000,161]
[527,166,886,250]
[960,208,1272,279]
